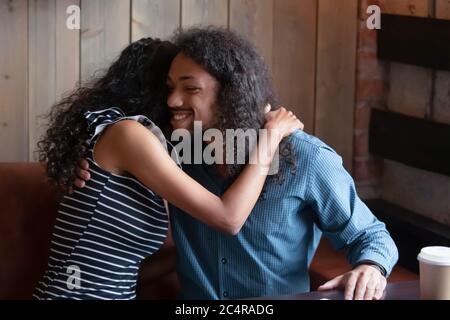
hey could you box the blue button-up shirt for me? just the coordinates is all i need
[169,131,398,299]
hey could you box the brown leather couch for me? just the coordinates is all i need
[0,163,417,299]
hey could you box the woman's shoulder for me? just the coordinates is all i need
[85,106,180,169]
[85,107,166,144]
[85,107,153,134]
[103,118,157,142]
[90,114,166,177]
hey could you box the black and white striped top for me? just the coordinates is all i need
[34,107,175,300]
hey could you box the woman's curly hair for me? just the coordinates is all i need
[173,26,297,183]
[37,38,179,190]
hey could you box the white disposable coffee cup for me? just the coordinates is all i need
[417,246,450,300]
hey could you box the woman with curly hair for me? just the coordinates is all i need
[33,37,302,300]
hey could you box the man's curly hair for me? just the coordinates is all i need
[173,26,297,182]
[37,38,179,190]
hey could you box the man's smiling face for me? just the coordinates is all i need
[166,53,219,132]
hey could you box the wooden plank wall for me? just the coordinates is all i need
[380,0,450,123]
[80,0,130,84]
[381,0,434,118]
[379,0,450,227]
[132,0,180,40]
[229,0,273,71]
[0,0,28,161]
[28,0,80,161]
[28,0,55,160]
[55,0,80,101]
[272,0,317,135]
[1,0,359,171]
[315,0,357,173]
[382,160,450,227]
[182,0,228,27]
[434,0,450,124]
[379,0,432,17]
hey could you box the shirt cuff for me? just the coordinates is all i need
[353,260,387,277]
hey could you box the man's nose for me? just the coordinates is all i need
[167,90,183,108]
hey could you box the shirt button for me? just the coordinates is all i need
[223,291,229,298]
[221,258,227,264]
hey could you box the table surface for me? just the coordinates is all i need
[256,280,420,300]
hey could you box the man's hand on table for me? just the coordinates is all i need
[317,264,387,300]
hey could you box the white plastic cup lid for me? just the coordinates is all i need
[417,246,450,266]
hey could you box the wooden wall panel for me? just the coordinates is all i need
[0,0,28,161]
[181,0,228,28]
[380,2,450,230]
[229,0,273,71]
[433,71,450,124]
[434,1,450,124]
[379,0,432,17]
[27,0,80,160]
[28,0,56,160]
[81,0,130,83]
[382,160,450,227]
[387,63,432,118]
[385,2,433,119]
[132,0,181,41]
[1,0,359,170]
[272,0,317,132]
[436,0,450,19]
[315,0,357,172]
[55,0,80,100]
[384,1,450,123]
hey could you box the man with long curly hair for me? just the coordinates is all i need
[76,27,398,300]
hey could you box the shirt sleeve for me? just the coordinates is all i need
[305,145,399,276]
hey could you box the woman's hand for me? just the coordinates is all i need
[263,105,304,141]
[73,159,90,189]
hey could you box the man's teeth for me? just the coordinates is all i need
[173,114,190,121]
